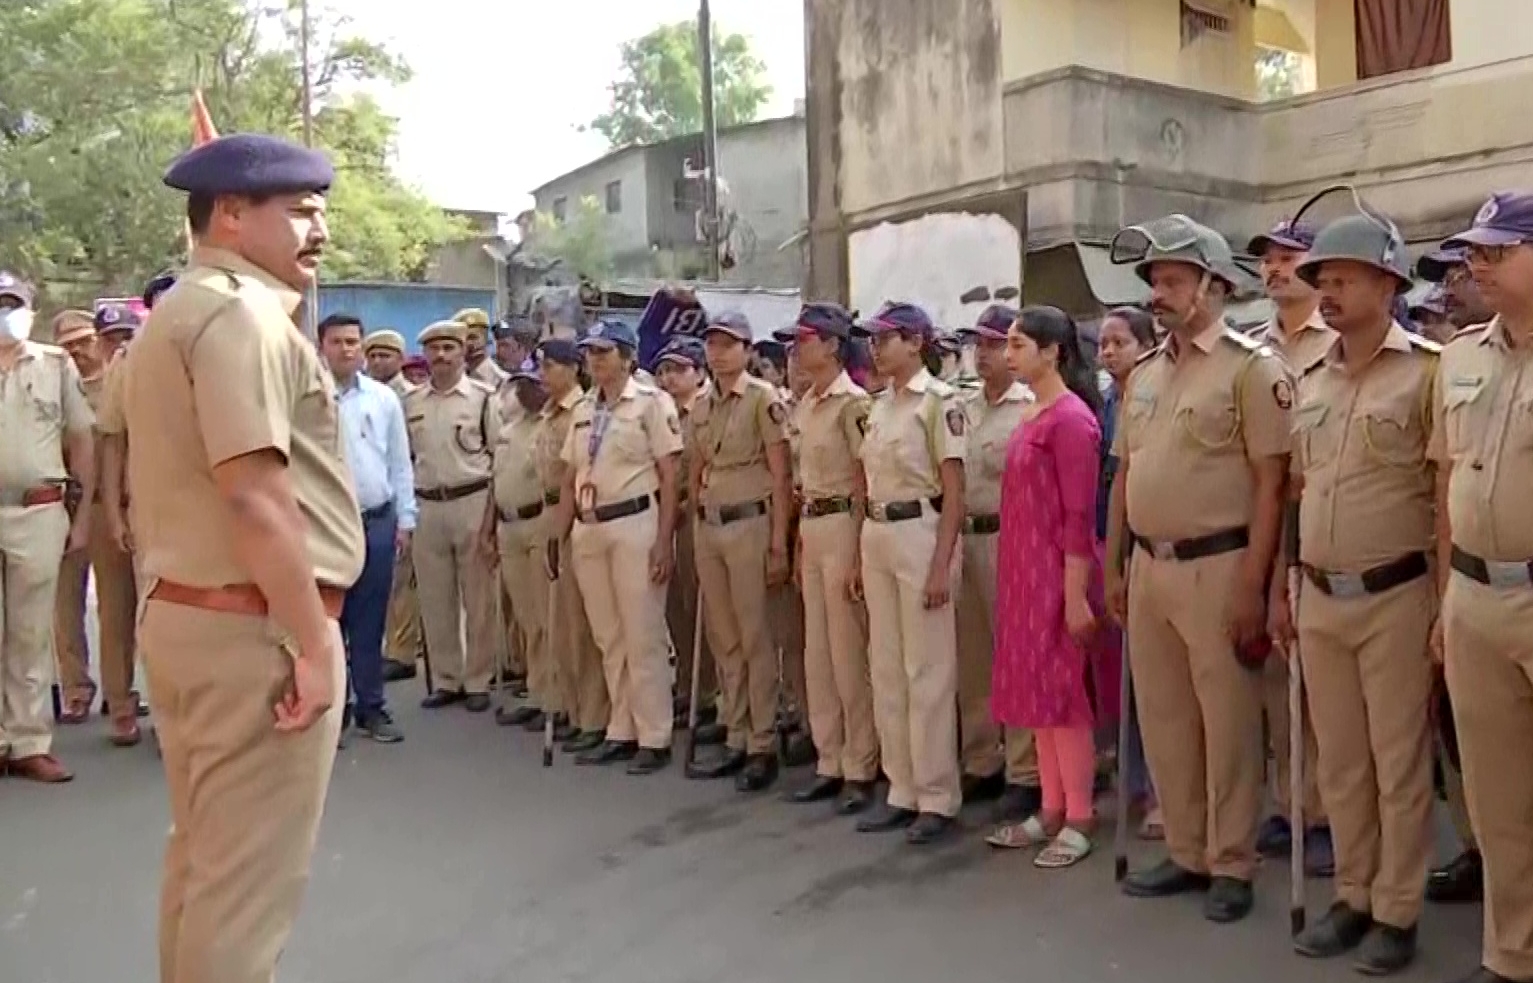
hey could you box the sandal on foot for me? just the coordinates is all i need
[1138,806,1165,841]
[59,695,93,725]
[1035,828,1093,869]
[986,815,1050,849]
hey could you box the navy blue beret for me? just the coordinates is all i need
[163,133,334,197]
[579,317,639,350]
[539,338,582,366]
[657,336,706,369]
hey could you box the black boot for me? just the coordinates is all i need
[689,746,747,780]
[788,774,843,804]
[1294,901,1372,958]
[856,802,918,833]
[575,739,638,765]
[627,747,672,775]
[1427,850,1483,904]
[735,753,778,792]
[1203,876,1254,924]
[836,780,875,816]
[1353,922,1416,976]
[1121,858,1211,898]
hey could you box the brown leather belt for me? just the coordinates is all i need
[416,477,491,503]
[801,496,853,519]
[1451,545,1533,589]
[0,484,66,508]
[697,499,769,526]
[149,580,346,620]
[866,497,943,523]
[964,513,1001,536]
[1302,552,1428,599]
[497,500,544,523]
[1133,526,1249,562]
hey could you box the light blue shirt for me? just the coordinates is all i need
[335,372,418,532]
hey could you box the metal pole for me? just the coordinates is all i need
[697,0,721,282]
[300,0,314,148]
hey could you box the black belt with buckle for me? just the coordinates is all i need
[1133,526,1249,562]
[578,494,653,525]
[543,489,561,507]
[965,513,1001,536]
[866,497,943,523]
[416,477,491,503]
[1451,545,1533,589]
[801,496,853,519]
[497,500,545,523]
[361,502,395,523]
[697,499,769,526]
[1302,552,1428,599]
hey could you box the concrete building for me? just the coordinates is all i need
[530,114,808,289]
[804,0,1530,325]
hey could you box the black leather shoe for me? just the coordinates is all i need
[736,753,779,792]
[575,740,638,765]
[783,732,816,768]
[994,783,1043,822]
[906,812,955,845]
[1353,922,1416,976]
[961,771,1006,804]
[382,659,417,682]
[689,747,747,780]
[495,704,540,727]
[836,780,875,815]
[788,774,843,804]
[1428,850,1483,904]
[627,747,671,775]
[693,722,727,747]
[1257,814,1293,857]
[1203,876,1254,924]
[1121,859,1212,898]
[520,709,547,732]
[1294,901,1372,958]
[463,693,491,713]
[563,729,605,754]
[856,802,918,833]
[421,689,464,709]
[551,715,576,742]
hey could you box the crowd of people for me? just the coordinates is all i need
[0,130,1529,983]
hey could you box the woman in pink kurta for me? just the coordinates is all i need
[986,305,1114,868]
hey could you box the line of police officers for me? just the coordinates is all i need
[4,128,1531,983]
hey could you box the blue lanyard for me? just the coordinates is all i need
[587,396,614,463]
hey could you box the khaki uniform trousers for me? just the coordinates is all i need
[768,582,806,718]
[1443,574,1533,981]
[413,492,499,695]
[1298,576,1435,927]
[54,500,138,711]
[861,513,962,817]
[1264,647,1326,821]
[694,513,780,755]
[142,602,343,983]
[957,530,1009,778]
[547,534,609,734]
[668,519,715,708]
[1128,548,1264,880]
[498,517,551,710]
[1440,728,1477,849]
[571,508,671,749]
[383,539,423,664]
[799,511,877,782]
[499,579,524,677]
[1,503,69,758]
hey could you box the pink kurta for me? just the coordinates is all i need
[991,392,1119,729]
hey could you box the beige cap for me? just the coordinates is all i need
[52,309,97,345]
[452,307,491,330]
[363,329,406,355]
[418,320,467,347]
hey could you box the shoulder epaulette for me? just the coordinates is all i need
[1134,346,1162,367]
[36,342,66,358]
[466,377,495,396]
[1448,321,1491,345]
[1407,334,1443,355]
[1221,327,1270,355]
[1298,359,1327,379]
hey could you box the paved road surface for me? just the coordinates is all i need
[3,683,1482,983]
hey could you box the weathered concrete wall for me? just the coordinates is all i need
[848,212,1022,331]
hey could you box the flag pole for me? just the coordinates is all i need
[300,0,320,343]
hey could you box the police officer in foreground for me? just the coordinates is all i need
[0,272,95,783]
[122,133,362,983]
[1430,191,1533,983]
[1246,218,1334,874]
[1105,216,1292,923]
[1269,190,1439,974]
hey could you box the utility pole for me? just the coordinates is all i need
[698,0,721,282]
[300,0,314,147]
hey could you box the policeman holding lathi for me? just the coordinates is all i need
[1268,188,1439,974]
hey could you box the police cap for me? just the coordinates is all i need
[703,310,753,343]
[418,320,467,347]
[0,271,35,307]
[163,133,334,197]
[1444,191,1533,250]
[94,303,142,336]
[579,318,639,351]
[362,330,406,355]
[539,338,583,366]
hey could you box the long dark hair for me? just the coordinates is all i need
[1016,305,1103,416]
[1104,306,1157,349]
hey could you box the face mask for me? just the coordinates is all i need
[0,307,34,342]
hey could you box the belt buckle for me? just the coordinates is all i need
[1324,572,1367,599]
[1485,560,1533,590]
[0,489,24,507]
[870,503,888,522]
[1150,540,1176,561]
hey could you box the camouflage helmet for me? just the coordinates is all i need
[1291,185,1411,294]
[1109,214,1245,290]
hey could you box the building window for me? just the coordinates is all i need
[1354,0,1452,80]
[674,177,697,214]
[551,197,568,223]
[605,181,622,214]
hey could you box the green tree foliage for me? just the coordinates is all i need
[524,196,614,281]
[587,20,772,150]
[0,0,466,305]
[1255,47,1304,102]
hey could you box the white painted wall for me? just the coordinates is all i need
[847,212,1022,331]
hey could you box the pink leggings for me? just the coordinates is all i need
[1036,727,1096,823]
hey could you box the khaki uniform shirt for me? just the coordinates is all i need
[470,357,508,389]
[1428,317,1533,560]
[120,246,364,589]
[0,340,94,491]
[1114,321,1293,541]
[97,352,128,437]
[963,379,1032,516]
[860,367,966,502]
[674,381,711,511]
[1293,323,1438,572]
[1252,310,1337,379]
[492,405,544,516]
[689,372,786,508]
[404,374,501,492]
[795,371,870,500]
[560,377,682,506]
[385,373,415,400]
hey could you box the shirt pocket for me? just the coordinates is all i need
[608,403,651,463]
[1177,389,1240,450]
[293,360,338,453]
[1292,400,1335,471]
[1121,390,1157,453]
[453,401,488,456]
[1358,400,1422,469]
[979,435,1007,481]
[1441,379,1486,459]
[1513,391,1533,449]
[28,368,63,428]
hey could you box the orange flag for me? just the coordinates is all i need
[184,90,220,253]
